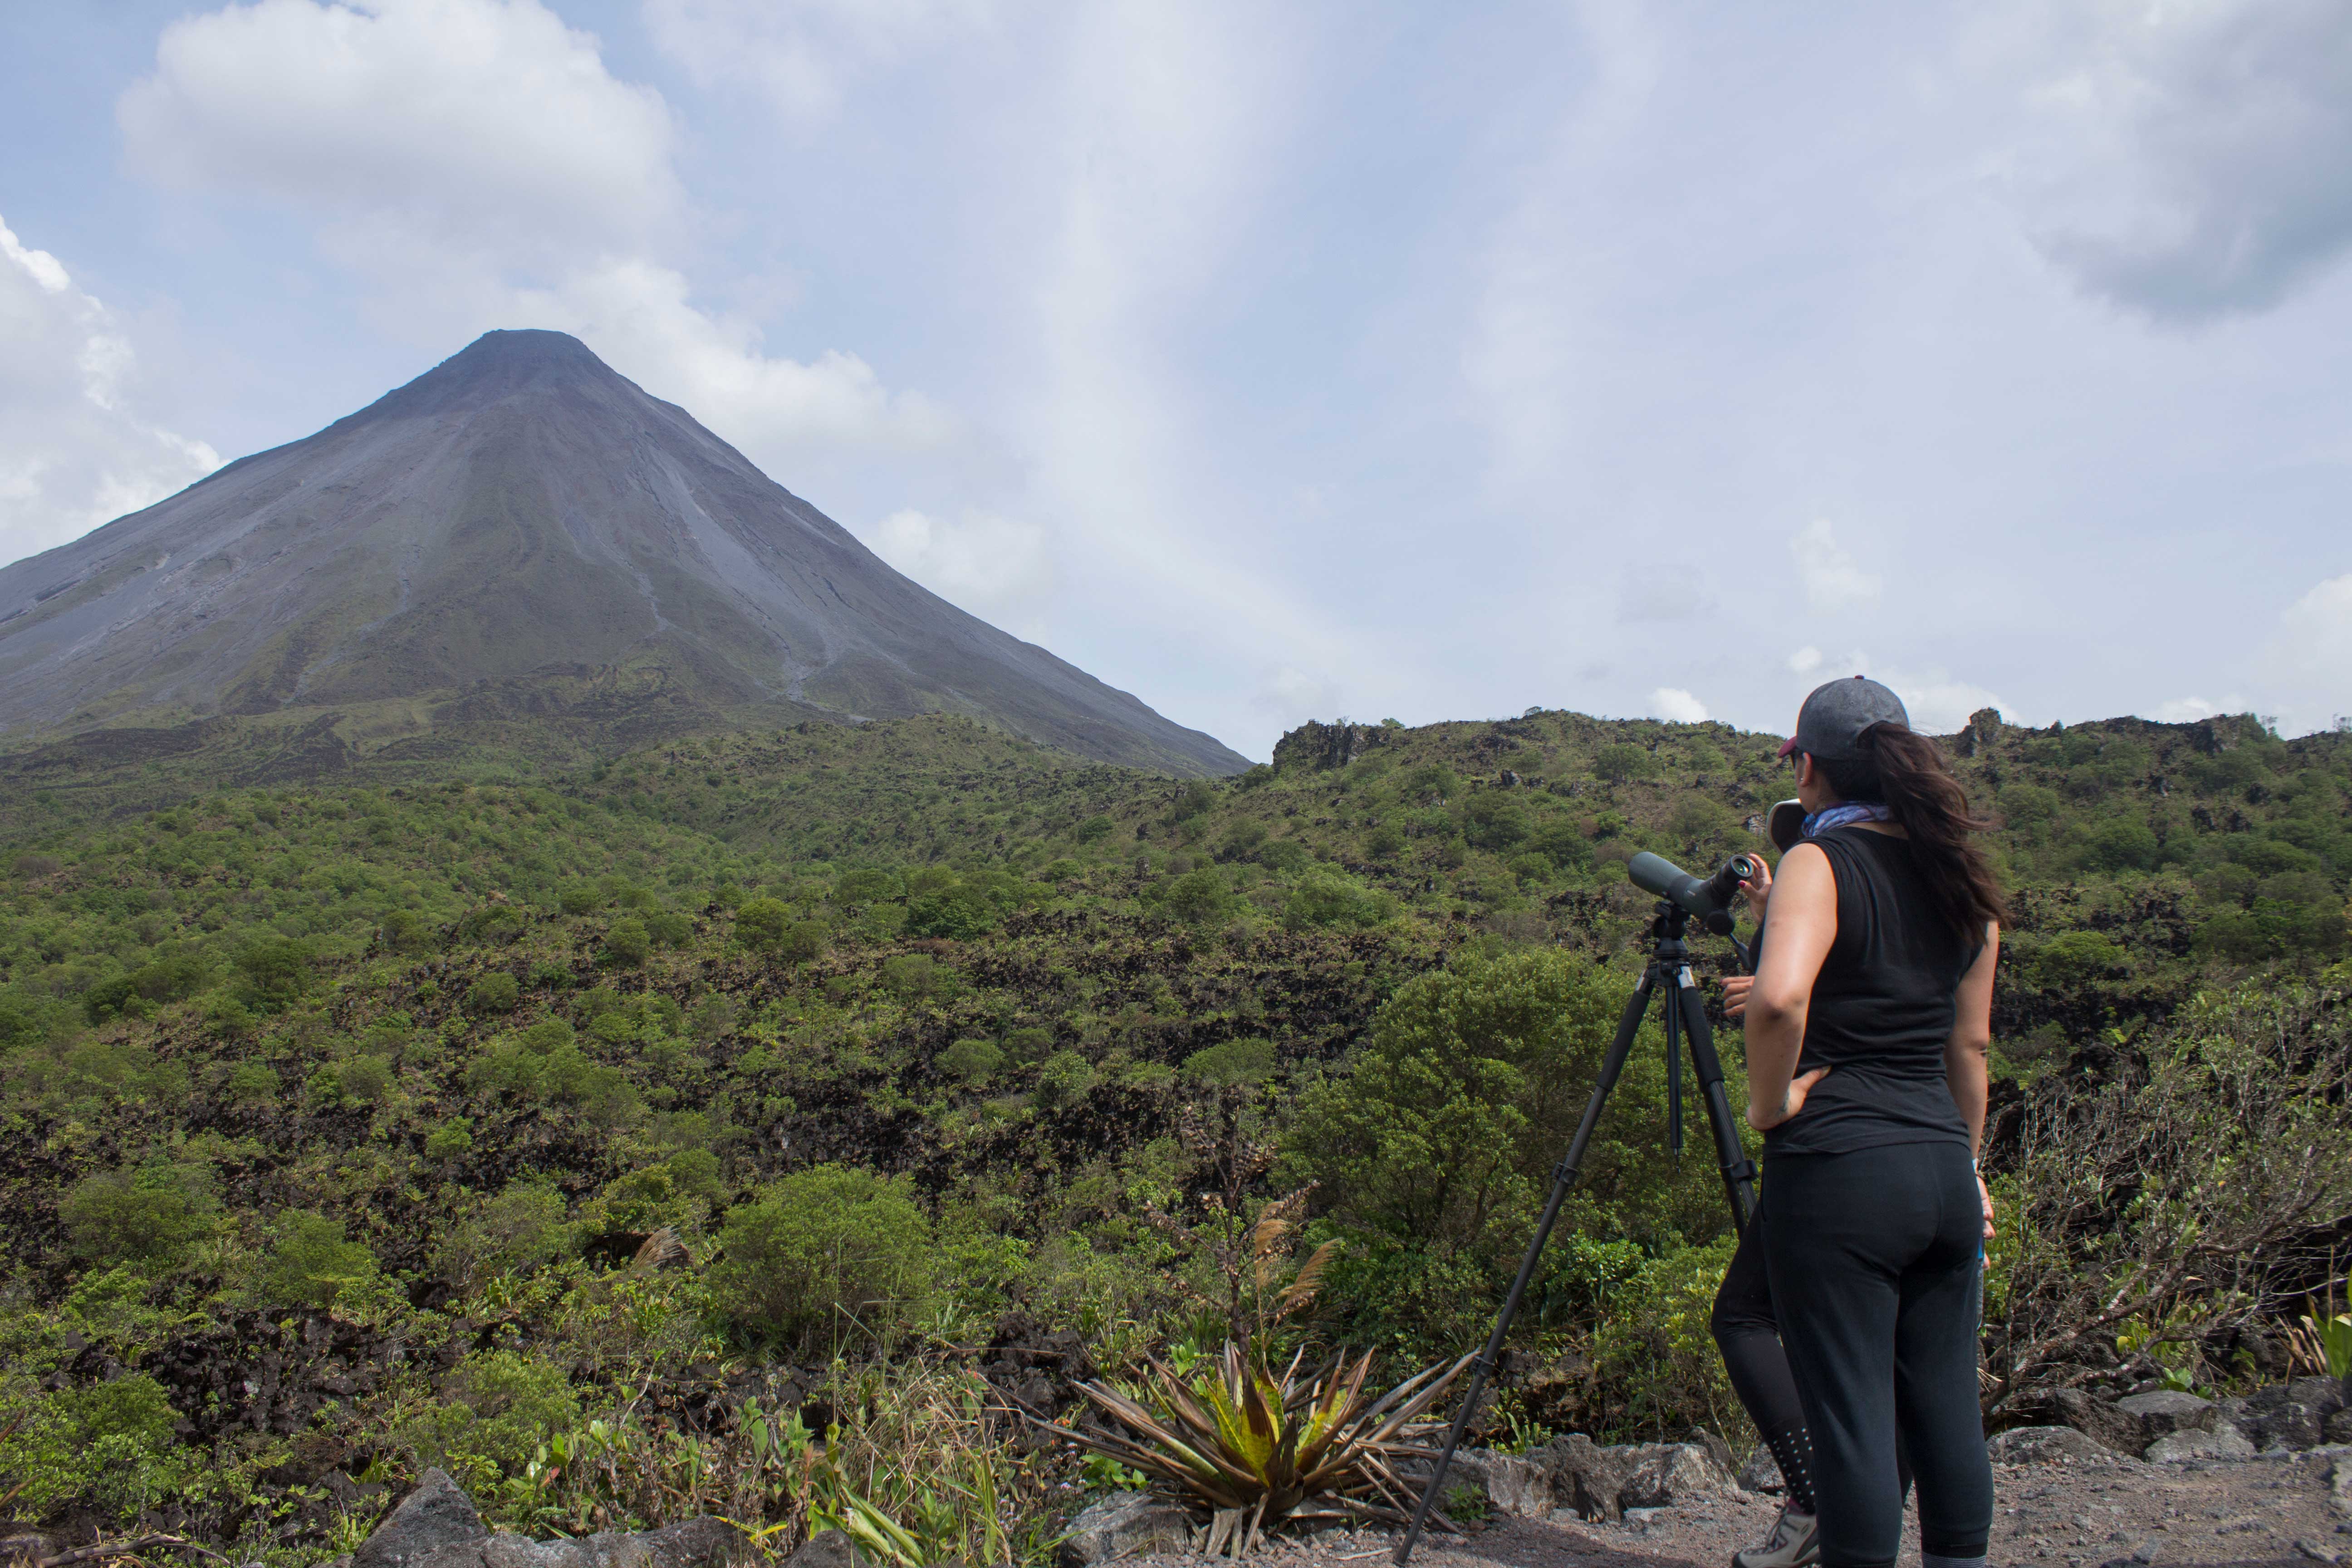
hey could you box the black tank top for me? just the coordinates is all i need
[1762,825,1976,1156]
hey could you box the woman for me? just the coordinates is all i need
[1740,676,2004,1568]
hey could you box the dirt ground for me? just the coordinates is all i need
[1124,1445,2352,1568]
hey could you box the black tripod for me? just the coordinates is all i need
[1394,899,1756,1565]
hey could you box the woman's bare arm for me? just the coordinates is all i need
[1744,842,1837,1131]
[1945,924,1998,1155]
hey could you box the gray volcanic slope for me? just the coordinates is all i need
[0,330,1247,776]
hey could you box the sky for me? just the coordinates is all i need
[3,0,2351,760]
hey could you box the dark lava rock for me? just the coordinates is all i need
[352,1469,485,1568]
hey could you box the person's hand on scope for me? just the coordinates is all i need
[1737,853,1774,924]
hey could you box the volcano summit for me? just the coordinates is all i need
[0,330,1245,776]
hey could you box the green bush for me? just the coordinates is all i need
[1259,840,1314,873]
[879,954,950,1002]
[1284,870,1393,931]
[603,917,652,967]
[440,1349,581,1478]
[233,937,316,1012]
[2034,931,2126,988]
[938,1036,1004,1084]
[0,1373,188,1520]
[735,897,794,948]
[1074,815,1117,843]
[1460,794,1529,851]
[1181,1037,1276,1085]
[381,909,432,953]
[61,1164,215,1270]
[337,1053,396,1104]
[2082,819,2161,872]
[644,909,695,948]
[1289,947,1726,1281]
[222,1058,280,1104]
[424,1118,475,1160]
[1592,745,1654,785]
[833,868,903,904]
[437,1181,572,1289]
[906,882,998,939]
[709,1166,935,1345]
[1035,1049,1098,1108]
[1157,867,1235,925]
[466,971,521,1014]
[257,1211,377,1310]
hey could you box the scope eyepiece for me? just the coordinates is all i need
[1627,850,1759,935]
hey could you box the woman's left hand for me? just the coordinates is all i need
[1739,854,1774,924]
[1977,1171,1996,1241]
[1747,1065,1830,1132]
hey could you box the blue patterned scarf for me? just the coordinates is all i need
[1803,802,1893,838]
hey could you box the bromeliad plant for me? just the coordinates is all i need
[1065,1342,1471,1529]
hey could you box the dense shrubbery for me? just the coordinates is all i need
[0,706,2344,1552]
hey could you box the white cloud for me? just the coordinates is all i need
[1650,686,1708,724]
[121,0,682,263]
[2258,571,2352,731]
[865,506,1052,628]
[2151,696,2220,724]
[2009,0,2352,321]
[117,0,951,472]
[1790,518,1882,613]
[1788,646,1823,674]
[643,0,990,119]
[1253,665,1342,726]
[0,214,221,564]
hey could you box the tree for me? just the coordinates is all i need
[1288,949,1725,1263]
[258,1212,377,1310]
[602,917,651,967]
[1592,745,1654,787]
[466,972,520,1014]
[710,1166,934,1346]
[62,1165,215,1270]
[735,898,793,949]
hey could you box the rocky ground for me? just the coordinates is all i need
[1112,1442,2350,1568]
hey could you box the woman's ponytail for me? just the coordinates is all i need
[1820,723,2006,943]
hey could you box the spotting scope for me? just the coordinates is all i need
[1627,850,1759,934]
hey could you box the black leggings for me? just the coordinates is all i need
[1761,1142,1991,1568]
[1713,1208,1916,1521]
[1711,1207,1820,1514]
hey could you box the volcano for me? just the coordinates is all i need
[0,330,1247,776]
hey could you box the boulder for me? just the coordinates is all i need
[417,1520,741,1568]
[1616,1443,1741,1510]
[2114,1391,2216,1446]
[350,1473,740,1568]
[1446,1450,1552,1518]
[1737,1447,1786,1495]
[781,1534,864,1568]
[1987,1426,2112,1465]
[353,1470,487,1568]
[1056,1492,1191,1567]
[2221,1380,2344,1452]
[2042,1389,2142,1456]
[1534,1435,1632,1523]
[2145,1424,2256,1463]
[2332,1457,2352,1519]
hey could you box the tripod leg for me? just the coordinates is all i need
[1394,970,1656,1567]
[1675,966,1756,1230]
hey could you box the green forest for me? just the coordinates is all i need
[2,704,2348,1559]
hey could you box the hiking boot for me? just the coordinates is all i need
[1733,1506,1819,1568]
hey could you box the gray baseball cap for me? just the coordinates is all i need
[1778,676,1910,761]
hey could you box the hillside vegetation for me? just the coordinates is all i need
[1,705,2347,1557]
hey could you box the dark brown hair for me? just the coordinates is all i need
[1816,722,2007,943]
